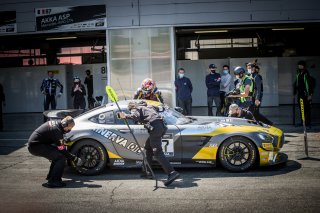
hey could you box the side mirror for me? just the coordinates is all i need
[174,107,184,114]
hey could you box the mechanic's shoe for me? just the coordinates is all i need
[46,176,62,182]
[42,181,66,188]
[164,171,180,186]
[140,171,153,179]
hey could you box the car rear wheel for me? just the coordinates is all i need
[70,139,108,175]
[218,136,257,172]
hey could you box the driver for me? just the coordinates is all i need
[134,78,164,103]
[117,101,180,187]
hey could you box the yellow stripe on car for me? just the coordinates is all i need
[107,150,122,159]
[192,147,218,160]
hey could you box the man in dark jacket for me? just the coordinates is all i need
[206,64,221,116]
[117,101,180,187]
[174,68,193,115]
[28,116,82,188]
[71,77,86,112]
[293,60,313,128]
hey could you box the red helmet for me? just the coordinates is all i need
[141,78,156,95]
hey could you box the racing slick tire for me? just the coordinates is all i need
[70,139,108,175]
[218,136,257,172]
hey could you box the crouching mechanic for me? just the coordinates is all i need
[28,116,83,188]
[117,101,180,186]
[228,103,256,121]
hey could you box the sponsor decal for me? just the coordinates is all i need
[92,128,141,154]
[0,11,17,34]
[195,160,214,164]
[113,159,125,166]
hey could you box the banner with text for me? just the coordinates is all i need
[35,5,106,31]
[0,11,17,34]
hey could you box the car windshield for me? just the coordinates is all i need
[160,108,192,125]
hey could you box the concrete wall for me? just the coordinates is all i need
[1,0,320,34]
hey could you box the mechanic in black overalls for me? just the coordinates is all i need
[117,101,180,187]
[84,70,94,109]
[40,71,63,111]
[28,116,82,188]
[228,103,256,121]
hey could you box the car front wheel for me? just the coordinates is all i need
[218,136,257,172]
[70,139,108,175]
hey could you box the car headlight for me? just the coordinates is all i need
[258,133,274,142]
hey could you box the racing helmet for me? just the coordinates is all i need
[233,66,246,75]
[141,78,156,95]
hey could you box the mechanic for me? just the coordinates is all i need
[28,116,83,188]
[117,101,180,187]
[293,60,313,129]
[228,103,256,121]
[249,65,273,125]
[40,70,63,112]
[84,69,95,109]
[227,66,254,110]
[134,78,164,103]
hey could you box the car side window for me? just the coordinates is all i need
[114,109,136,125]
[89,111,115,124]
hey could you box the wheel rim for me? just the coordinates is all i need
[77,145,101,169]
[224,141,250,166]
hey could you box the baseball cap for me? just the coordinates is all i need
[209,64,216,69]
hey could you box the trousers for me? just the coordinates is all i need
[28,143,66,182]
[144,121,174,175]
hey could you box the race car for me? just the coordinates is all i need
[50,100,287,175]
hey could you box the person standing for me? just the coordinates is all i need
[40,71,63,111]
[117,101,180,187]
[0,83,5,131]
[84,70,94,109]
[206,64,221,116]
[71,77,86,112]
[219,65,232,116]
[228,66,254,110]
[293,60,313,129]
[174,68,193,115]
[28,116,83,188]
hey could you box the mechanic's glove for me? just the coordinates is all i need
[73,157,84,167]
[117,112,126,119]
[57,144,66,151]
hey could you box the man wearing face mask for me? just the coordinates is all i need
[174,68,193,115]
[219,65,233,116]
[28,116,83,188]
[228,66,254,110]
[206,64,221,116]
[71,77,86,112]
[84,70,94,109]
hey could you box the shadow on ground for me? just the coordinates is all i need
[62,160,301,189]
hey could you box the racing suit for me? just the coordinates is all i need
[40,78,63,110]
[133,87,164,103]
[28,121,76,184]
[125,105,175,175]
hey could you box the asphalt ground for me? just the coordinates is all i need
[0,126,319,213]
